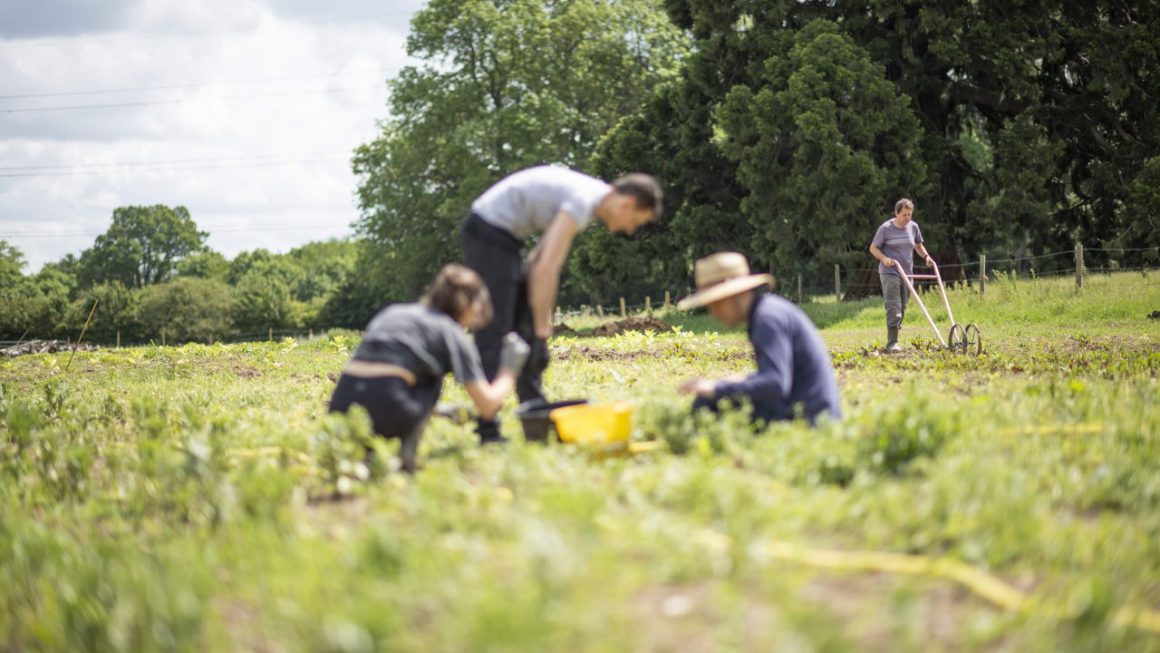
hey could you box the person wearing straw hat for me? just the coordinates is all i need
[676,252,841,425]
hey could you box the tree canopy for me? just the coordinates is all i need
[352,0,689,303]
[593,0,1160,290]
[0,240,26,290]
[78,205,207,289]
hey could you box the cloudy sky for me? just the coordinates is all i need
[0,0,427,272]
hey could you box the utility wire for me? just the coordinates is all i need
[0,154,350,179]
[1,84,384,114]
[0,66,401,101]
[0,9,420,52]
[0,222,351,239]
[0,150,347,172]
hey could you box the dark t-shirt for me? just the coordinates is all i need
[352,303,484,385]
[714,294,842,424]
[871,219,924,277]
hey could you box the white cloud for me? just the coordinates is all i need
[0,0,424,272]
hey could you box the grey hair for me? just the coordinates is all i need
[894,198,914,214]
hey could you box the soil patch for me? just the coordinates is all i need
[553,344,749,363]
[589,316,673,337]
[2,340,99,357]
[233,365,263,379]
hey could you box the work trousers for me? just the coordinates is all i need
[461,213,548,440]
[879,273,909,329]
[328,374,441,473]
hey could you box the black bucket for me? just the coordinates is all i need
[515,398,588,442]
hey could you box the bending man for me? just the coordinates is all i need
[462,165,663,443]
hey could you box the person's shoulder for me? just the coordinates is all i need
[761,294,816,326]
[546,165,604,187]
[754,294,799,324]
[876,218,895,230]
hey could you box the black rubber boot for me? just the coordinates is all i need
[477,418,508,445]
[886,326,901,353]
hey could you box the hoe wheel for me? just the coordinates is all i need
[948,324,964,353]
[964,324,983,356]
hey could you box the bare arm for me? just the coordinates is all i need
[914,242,934,264]
[527,211,579,338]
[869,243,896,268]
[463,369,519,420]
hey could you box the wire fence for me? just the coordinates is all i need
[4,245,1157,347]
[561,244,1160,318]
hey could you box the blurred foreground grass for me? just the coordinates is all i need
[1,272,1159,652]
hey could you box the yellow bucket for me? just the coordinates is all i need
[550,401,635,445]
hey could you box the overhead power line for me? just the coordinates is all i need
[1,83,385,114]
[0,10,420,52]
[0,222,352,239]
[0,151,352,178]
[0,66,401,101]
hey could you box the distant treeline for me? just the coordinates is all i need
[0,206,367,344]
[7,1,1159,342]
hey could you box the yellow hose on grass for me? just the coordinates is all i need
[765,542,1160,634]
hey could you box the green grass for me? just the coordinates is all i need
[1,271,1159,652]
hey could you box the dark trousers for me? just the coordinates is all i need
[462,213,548,440]
[328,374,441,473]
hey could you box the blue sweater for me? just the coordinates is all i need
[714,293,842,424]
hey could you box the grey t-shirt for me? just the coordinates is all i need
[471,165,611,239]
[352,303,484,385]
[871,219,924,277]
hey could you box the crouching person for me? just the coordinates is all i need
[676,252,841,425]
[329,264,529,472]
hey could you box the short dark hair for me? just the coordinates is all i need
[612,173,663,221]
[422,264,493,326]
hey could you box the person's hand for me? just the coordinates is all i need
[924,255,935,267]
[678,378,717,398]
[433,402,474,424]
[499,333,530,374]
[883,258,897,268]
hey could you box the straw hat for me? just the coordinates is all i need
[677,252,773,310]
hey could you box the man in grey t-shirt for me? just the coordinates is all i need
[462,165,663,443]
[869,198,936,352]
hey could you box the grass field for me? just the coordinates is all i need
[2,271,1159,652]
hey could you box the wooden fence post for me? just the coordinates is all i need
[116,330,121,348]
[1075,242,1084,289]
[833,264,841,301]
[645,296,652,315]
[663,290,671,311]
[596,305,604,318]
[161,332,166,347]
[796,274,803,303]
[979,254,986,297]
[268,327,273,342]
[619,297,627,318]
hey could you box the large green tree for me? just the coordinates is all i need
[0,266,76,340]
[352,0,688,302]
[78,206,206,289]
[68,282,140,344]
[0,240,25,289]
[717,20,927,277]
[136,277,234,344]
[599,0,1160,292]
